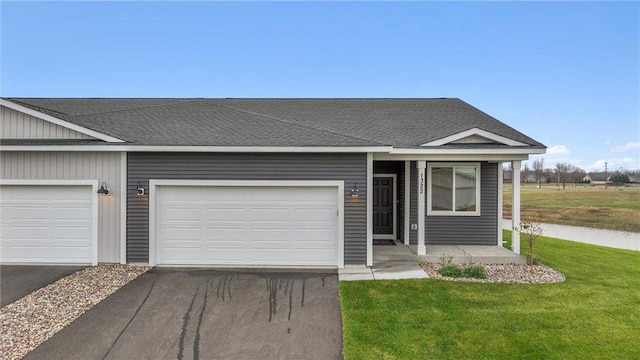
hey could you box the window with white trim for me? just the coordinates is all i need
[427,163,481,216]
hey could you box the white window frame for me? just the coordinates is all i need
[427,162,481,216]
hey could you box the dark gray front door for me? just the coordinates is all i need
[373,177,393,235]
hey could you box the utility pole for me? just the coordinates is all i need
[604,162,608,188]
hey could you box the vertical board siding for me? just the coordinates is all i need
[373,161,404,241]
[425,162,498,245]
[127,153,367,265]
[0,151,122,262]
[0,106,93,139]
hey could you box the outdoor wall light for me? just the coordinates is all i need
[97,181,110,195]
[136,182,146,196]
[350,183,360,198]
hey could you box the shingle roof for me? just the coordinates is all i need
[3,98,545,149]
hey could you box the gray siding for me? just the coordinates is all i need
[0,106,93,139]
[425,162,498,245]
[409,162,498,245]
[127,153,367,265]
[0,151,123,262]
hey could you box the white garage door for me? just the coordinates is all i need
[0,185,95,264]
[156,186,339,266]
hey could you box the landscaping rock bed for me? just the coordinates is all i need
[420,263,566,284]
[0,264,150,360]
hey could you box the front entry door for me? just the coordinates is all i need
[373,177,394,235]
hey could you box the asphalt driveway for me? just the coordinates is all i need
[24,268,343,360]
[0,265,86,307]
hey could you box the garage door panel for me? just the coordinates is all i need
[161,207,203,221]
[160,247,203,263]
[248,208,288,221]
[206,208,245,220]
[0,185,94,264]
[162,227,202,240]
[3,226,48,239]
[7,245,48,260]
[157,185,338,266]
[51,208,92,221]
[293,229,334,241]
[50,246,92,260]
[293,208,334,220]
[3,205,50,220]
[205,228,245,240]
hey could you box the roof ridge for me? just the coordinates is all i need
[208,102,389,146]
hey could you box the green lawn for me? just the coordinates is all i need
[340,232,640,359]
[503,184,640,232]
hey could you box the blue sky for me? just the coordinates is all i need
[1,1,638,172]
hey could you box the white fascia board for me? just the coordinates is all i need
[373,153,532,162]
[0,145,394,153]
[149,179,345,187]
[420,128,528,147]
[390,147,545,155]
[0,179,98,186]
[0,99,125,143]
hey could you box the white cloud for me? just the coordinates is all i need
[547,145,570,154]
[610,142,640,153]
[585,157,640,172]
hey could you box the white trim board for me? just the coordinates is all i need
[366,153,373,267]
[0,179,99,265]
[372,174,397,241]
[148,179,345,268]
[119,152,127,264]
[0,145,394,153]
[421,128,529,147]
[373,153,531,162]
[404,161,411,245]
[0,99,124,143]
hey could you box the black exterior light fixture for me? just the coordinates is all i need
[97,181,110,195]
[350,183,360,198]
[136,182,146,196]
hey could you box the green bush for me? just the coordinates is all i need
[524,254,545,265]
[438,265,463,277]
[461,265,487,279]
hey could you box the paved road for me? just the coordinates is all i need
[24,268,343,360]
[0,265,86,307]
[503,220,640,251]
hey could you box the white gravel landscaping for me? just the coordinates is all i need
[0,264,150,360]
[420,263,566,284]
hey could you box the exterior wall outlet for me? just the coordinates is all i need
[410,224,418,230]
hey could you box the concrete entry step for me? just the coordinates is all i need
[374,242,525,265]
[423,245,526,265]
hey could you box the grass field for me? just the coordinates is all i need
[340,231,640,359]
[503,184,640,232]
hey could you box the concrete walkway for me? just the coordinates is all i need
[339,261,428,281]
[503,220,640,251]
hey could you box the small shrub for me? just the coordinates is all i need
[524,254,545,265]
[439,254,454,266]
[461,266,487,279]
[438,265,463,277]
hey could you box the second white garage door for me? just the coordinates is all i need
[0,184,96,264]
[155,185,340,267]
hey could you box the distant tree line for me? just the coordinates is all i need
[504,160,638,189]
